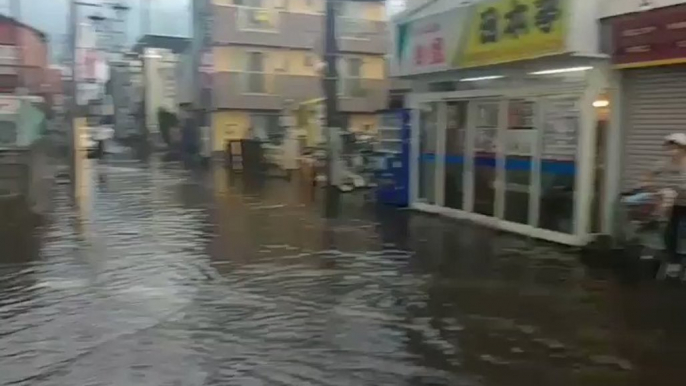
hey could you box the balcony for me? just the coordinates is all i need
[213,72,387,113]
[214,5,320,50]
[212,4,386,54]
[336,17,387,54]
[241,72,277,95]
[236,7,280,33]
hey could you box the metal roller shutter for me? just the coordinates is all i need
[623,66,686,190]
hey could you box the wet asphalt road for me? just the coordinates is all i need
[3,159,686,386]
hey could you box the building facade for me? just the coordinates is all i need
[598,0,686,238]
[391,0,610,246]
[0,15,49,97]
[199,0,389,153]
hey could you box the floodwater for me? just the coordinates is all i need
[2,160,686,386]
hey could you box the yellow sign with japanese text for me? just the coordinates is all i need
[455,0,569,68]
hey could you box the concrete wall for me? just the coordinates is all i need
[213,46,387,111]
[212,4,387,54]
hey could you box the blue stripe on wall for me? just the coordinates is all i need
[420,154,576,175]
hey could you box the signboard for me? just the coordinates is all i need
[612,4,686,68]
[456,0,568,68]
[393,0,569,75]
[395,8,466,76]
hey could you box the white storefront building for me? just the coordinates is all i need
[391,0,611,245]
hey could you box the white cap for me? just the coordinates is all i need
[664,133,686,146]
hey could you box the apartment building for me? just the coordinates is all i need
[0,15,49,96]
[208,0,389,152]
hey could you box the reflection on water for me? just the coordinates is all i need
[1,161,686,385]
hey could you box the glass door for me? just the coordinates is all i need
[444,101,467,210]
[471,101,499,216]
[538,96,579,234]
[417,102,438,204]
[503,99,537,224]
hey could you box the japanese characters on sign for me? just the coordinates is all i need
[456,0,568,68]
[394,8,466,76]
[413,23,445,67]
[393,0,572,76]
[612,5,686,68]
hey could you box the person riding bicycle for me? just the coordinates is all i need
[646,133,686,277]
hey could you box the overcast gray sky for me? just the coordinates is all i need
[1,0,191,57]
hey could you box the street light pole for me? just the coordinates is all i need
[323,0,340,218]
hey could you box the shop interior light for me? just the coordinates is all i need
[459,75,505,82]
[529,66,593,75]
[593,100,610,108]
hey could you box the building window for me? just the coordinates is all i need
[339,57,363,97]
[237,3,277,31]
[246,51,266,93]
[251,114,282,144]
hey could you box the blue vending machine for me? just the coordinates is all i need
[374,109,410,207]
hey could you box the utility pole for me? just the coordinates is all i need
[69,0,78,200]
[323,0,340,218]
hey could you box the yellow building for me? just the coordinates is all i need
[208,0,389,153]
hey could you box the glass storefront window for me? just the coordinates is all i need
[473,102,499,216]
[418,103,438,204]
[504,99,535,224]
[444,101,467,209]
[414,95,581,237]
[538,97,578,233]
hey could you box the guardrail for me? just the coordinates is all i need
[240,72,277,95]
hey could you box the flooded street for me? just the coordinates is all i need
[2,160,686,386]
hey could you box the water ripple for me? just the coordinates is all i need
[0,162,683,385]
